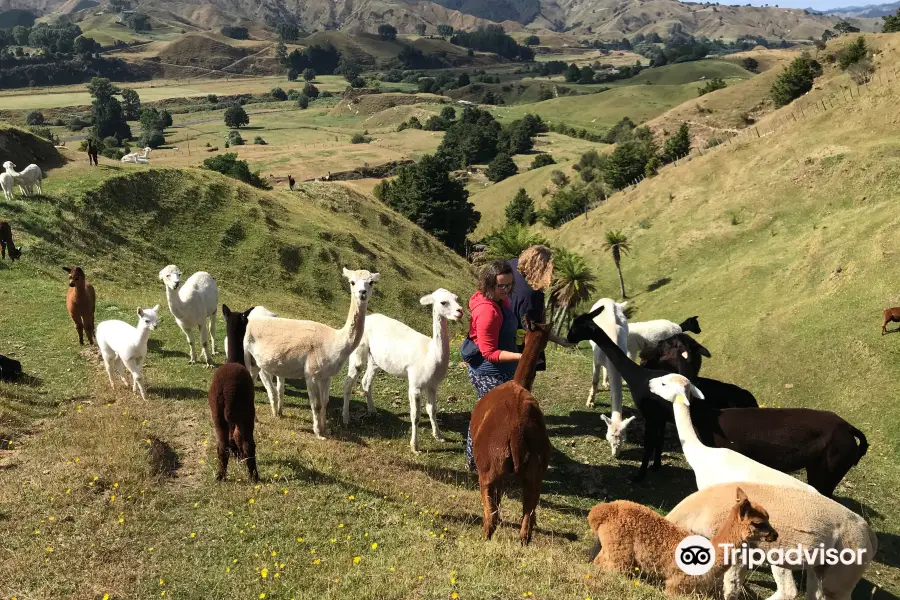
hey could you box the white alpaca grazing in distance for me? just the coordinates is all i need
[343,288,463,453]
[158,265,219,366]
[244,268,379,437]
[121,147,152,164]
[585,298,635,458]
[3,161,43,196]
[648,373,817,494]
[0,172,14,201]
[96,305,160,400]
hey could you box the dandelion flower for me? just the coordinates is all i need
[259,594,265,599]
[371,542,378,550]
[103,595,109,600]
[451,594,459,599]
[190,532,196,538]
[274,573,280,579]
[348,495,355,500]
[451,577,456,585]
[249,498,255,504]
[261,568,268,579]
[225,567,231,573]
[119,518,125,524]
[45,547,53,553]
[160,579,165,586]
[389,567,395,572]
[66,489,71,494]
[633,581,640,586]
[283,489,289,495]
[297,537,303,543]
[271,551,277,557]
[330,538,336,544]
[148,548,154,552]
[313,558,321,565]
[338,523,344,529]
[353,556,361,564]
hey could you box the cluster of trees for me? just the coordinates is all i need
[123,13,151,32]
[770,53,822,107]
[563,61,643,84]
[436,107,544,170]
[377,24,397,41]
[697,77,726,96]
[835,37,873,84]
[547,122,605,143]
[138,106,172,148]
[0,22,82,53]
[0,54,147,88]
[450,26,534,61]
[278,22,301,42]
[220,26,249,40]
[885,8,900,33]
[203,153,269,189]
[284,43,342,80]
[88,77,132,143]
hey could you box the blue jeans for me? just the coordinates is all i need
[465,367,513,469]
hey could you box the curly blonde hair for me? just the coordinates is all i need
[518,245,553,290]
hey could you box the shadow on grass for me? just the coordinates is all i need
[647,277,672,292]
[155,385,207,400]
[148,339,190,359]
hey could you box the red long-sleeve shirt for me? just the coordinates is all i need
[468,292,511,362]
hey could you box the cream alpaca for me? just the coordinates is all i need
[244,268,379,436]
[343,288,463,453]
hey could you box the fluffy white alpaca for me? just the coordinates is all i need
[121,147,152,164]
[585,298,635,458]
[668,482,876,600]
[244,268,379,436]
[3,161,43,196]
[0,172,14,201]
[96,305,160,400]
[648,373,817,494]
[158,265,218,366]
[342,288,463,453]
[626,316,700,357]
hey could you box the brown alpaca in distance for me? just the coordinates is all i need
[471,317,552,545]
[64,267,96,345]
[209,304,259,483]
[588,487,778,597]
[882,307,900,335]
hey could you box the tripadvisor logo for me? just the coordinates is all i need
[675,535,715,576]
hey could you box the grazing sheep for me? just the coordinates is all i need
[639,333,710,378]
[64,267,96,346]
[0,172,14,201]
[589,487,777,597]
[0,221,22,261]
[158,265,218,366]
[648,373,816,493]
[96,305,160,400]
[209,304,259,483]
[668,483,877,600]
[471,318,551,545]
[626,315,701,358]
[0,354,22,381]
[244,268,379,435]
[343,288,463,453]
[881,307,900,334]
[3,161,43,196]
[584,298,635,458]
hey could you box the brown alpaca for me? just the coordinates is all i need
[471,317,551,545]
[588,487,778,597]
[209,304,259,483]
[882,307,900,335]
[64,267,96,345]
[0,222,22,261]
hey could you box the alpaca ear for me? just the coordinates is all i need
[342,267,352,280]
[736,487,750,517]
[370,272,380,283]
[601,414,612,426]
[152,304,159,312]
[62,267,72,273]
[222,304,231,319]
[419,294,434,306]
[689,383,705,400]
[617,301,628,309]
[588,306,605,319]
[137,307,144,317]
[621,415,636,429]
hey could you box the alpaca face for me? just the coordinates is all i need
[159,265,182,291]
[342,267,380,303]
[420,288,463,321]
[138,305,160,330]
[3,161,15,172]
[601,413,636,458]
[64,266,86,287]
[648,373,705,404]
[8,245,21,260]
[681,316,701,334]
[567,309,602,344]
[736,488,778,544]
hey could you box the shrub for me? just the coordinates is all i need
[301,82,319,99]
[530,154,555,169]
[540,184,590,227]
[221,25,249,40]
[378,23,398,41]
[848,58,874,84]
[138,129,165,148]
[159,109,172,129]
[505,188,536,225]
[706,137,723,148]
[537,87,554,101]
[440,105,456,121]
[741,57,759,72]
[662,123,691,163]
[837,36,867,70]
[28,126,53,141]
[224,105,250,128]
[26,110,44,126]
[303,68,316,81]
[102,136,121,148]
[270,87,288,101]
[228,130,245,146]
[297,94,309,109]
[351,133,372,144]
[524,35,540,46]
[486,153,518,182]
[771,54,822,107]
[202,153,269,189]
[697,77,726,96]
[207,94,218,103]
[253,136,267,145]
[349,76,367,89]
[68,116,88,131]
[550,170,569,187]
[884,8,900,32]
[424,116,449,131]
[321,90,334,98]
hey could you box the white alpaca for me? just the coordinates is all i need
[0,172,14,201]
[342,288,463,453]
[158,265,218,366]
[585,298,635,458]
[648,373,817,494]
[626,315,700,357]
[244,268,379,436]
[96,305,160,400]
[3,161,43,196]
[121,147,152,164]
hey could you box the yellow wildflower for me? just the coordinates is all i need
[353,556,361,564]
[261,568,268,579]
[190,532,196,538]
[371,542,378,550]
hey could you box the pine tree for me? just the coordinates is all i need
[505,189,536,225]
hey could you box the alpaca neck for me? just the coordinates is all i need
[135,322,153,347]
[164,285,184,314]
[707,505,745,574]
[428,311,450,366]
[336,295,367,350]
[514,328,550,391]
[673,401,701,448]
[588,324,644,387]
[226,327,247,365]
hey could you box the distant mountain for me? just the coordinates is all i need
[806,0,899,18]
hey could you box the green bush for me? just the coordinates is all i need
[351,133,372,144]
[297,94,309,109]
[302,83,319,99]
[224,105,250,128]
[202,153,269,189]
[697,77,726,96]
[68,117,88,131]
[837,36,867,70]
[253,136,267,145]
[270,87,288,101]
[741,57,759,72]
[530,154,555,169]
[486,153,518,182]
[505,188,536,225]
[770,54,822,107]
[207,94,218,103]
[138,129,165,148]
[26,110,44,126]
[540,184,590,227]
[28,126,53,141]
[228,130,245,146]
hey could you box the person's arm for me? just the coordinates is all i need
[473,303,522,363]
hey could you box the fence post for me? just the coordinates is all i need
[821,100,827,111]
[755,127,760,138]
[791,112,797,121]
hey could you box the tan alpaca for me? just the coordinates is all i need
[243,268,379,435]
[588,487,778,597]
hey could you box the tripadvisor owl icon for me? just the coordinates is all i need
[675,535,715,576]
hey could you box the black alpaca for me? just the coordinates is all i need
[569,307,869,495]
[288,174,295,191]
[87,139,99,167]
[208,304,259,482]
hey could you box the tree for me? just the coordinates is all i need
[138,129,165,148]
[662,123,691,162]
[297,94,309,109]
[548,248,597,334]
[278,22,300,41]
[202,153,269,189]
[415,23,427,36]
[603,138,656,189]
[276,42,288,67]
[770,54,822,107]
[120,88,141,120]
[837,36,867,69]
[697,77,726,96]
[486,153,518,182]
[565,63,581,82]
[126,12,151,32]
[835,20,859,34]
[603,230,631,299]
[302,82,319,98]
[270,87,288,101]
[303,68,316,81]
[741,57,759,72]
[478,224,547,264]
[159,109,172,129]
[224,105,250,128]
[884,8,900,33]
[73,35,99,55]
[505,189,536,225]
[578,66,595,84]
[530,154,555,169]
[88,77,130,141]
[550,170,569,187]
[440,106,456,121]
[378,24,398,41]
[26,111,44,126]
[221,26,249,39]
[374,154,479,253]
[524,35,540,46]
[437,24,454,39]
[140,107,162,131]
